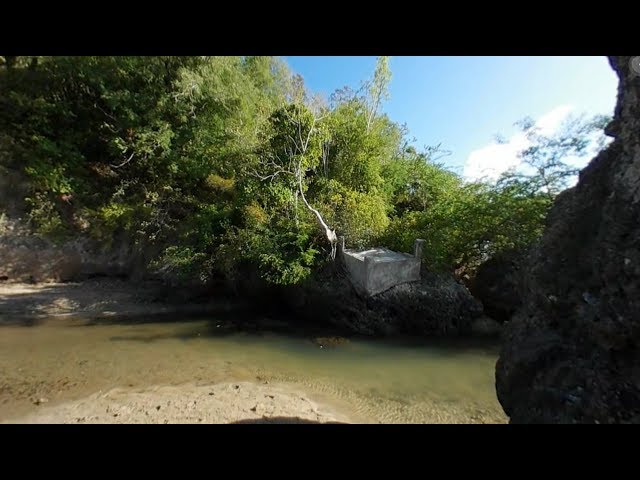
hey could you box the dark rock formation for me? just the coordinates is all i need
[495,56,640,423]
[471,316,502,337]
[285,264,483,337]
[0,216,140,283]
[470,249,526,323]
[0,166,29,218]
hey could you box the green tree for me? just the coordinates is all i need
[366,56,392,132]
[0,56,614,290]
[498,113,611,198]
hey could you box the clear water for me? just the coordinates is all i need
[0,317,506,423]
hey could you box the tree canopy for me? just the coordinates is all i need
[0,55,611,286]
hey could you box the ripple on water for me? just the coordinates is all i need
[0,319,507,423]
[256,371,506,424]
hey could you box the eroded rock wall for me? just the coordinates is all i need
[0,217,138,283]
[495,56,640,423]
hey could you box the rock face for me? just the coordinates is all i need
[495,56,640,423]
[286,265,483,336]
[471,316,502,337]
[470,249,526,323]
[0,217,139,283]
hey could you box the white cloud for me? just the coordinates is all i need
[463,105,575,182]
[536,104,574,135]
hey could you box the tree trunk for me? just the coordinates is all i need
[297,169,337,259]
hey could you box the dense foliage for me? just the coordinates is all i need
[0,56,610,285]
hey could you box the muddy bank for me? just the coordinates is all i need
[0,279,242,325]
[0,275,498,337]
[4,382,351,424]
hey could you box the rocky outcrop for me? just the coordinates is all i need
[0,165,29,219]
[495,56,640,423]
[286,265,483,336]
[0,217,138,283]
[470,249,526,323]
[471,316,502,337]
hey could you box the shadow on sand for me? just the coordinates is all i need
[230,416,347,424]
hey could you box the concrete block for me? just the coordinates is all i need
[341,240,424,296]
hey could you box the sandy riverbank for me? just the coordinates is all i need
[3,381,352,424]
[0,284,359,424]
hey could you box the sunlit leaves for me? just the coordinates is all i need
[0,56,612,287]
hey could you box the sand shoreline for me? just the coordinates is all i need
[3,381,355,424]
[0,282,358,424]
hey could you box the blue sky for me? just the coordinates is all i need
[283,56,618,179]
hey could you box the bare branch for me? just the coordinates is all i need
[294,190,299,228]
[297,164,337,258]
[322,140,330,177]
[95,103,118,123]
[257,104,337,258]
[430,149,453,162]
[111,151,135,169]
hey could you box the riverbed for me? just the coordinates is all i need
[0,314,506,423]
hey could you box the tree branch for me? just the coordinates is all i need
[111,151,135,169]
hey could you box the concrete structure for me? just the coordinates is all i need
[340,238,425,297]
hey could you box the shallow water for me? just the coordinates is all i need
[0,317,506,423]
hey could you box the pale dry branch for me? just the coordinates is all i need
[111,151,135,169]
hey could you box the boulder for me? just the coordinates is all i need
[286,265,483,337]
[470,249,526,323]
[471,316,502,337]
[495,56,640,423]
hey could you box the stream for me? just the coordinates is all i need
[0,316,507,423]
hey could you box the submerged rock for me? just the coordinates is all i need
[495,56,640,423]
